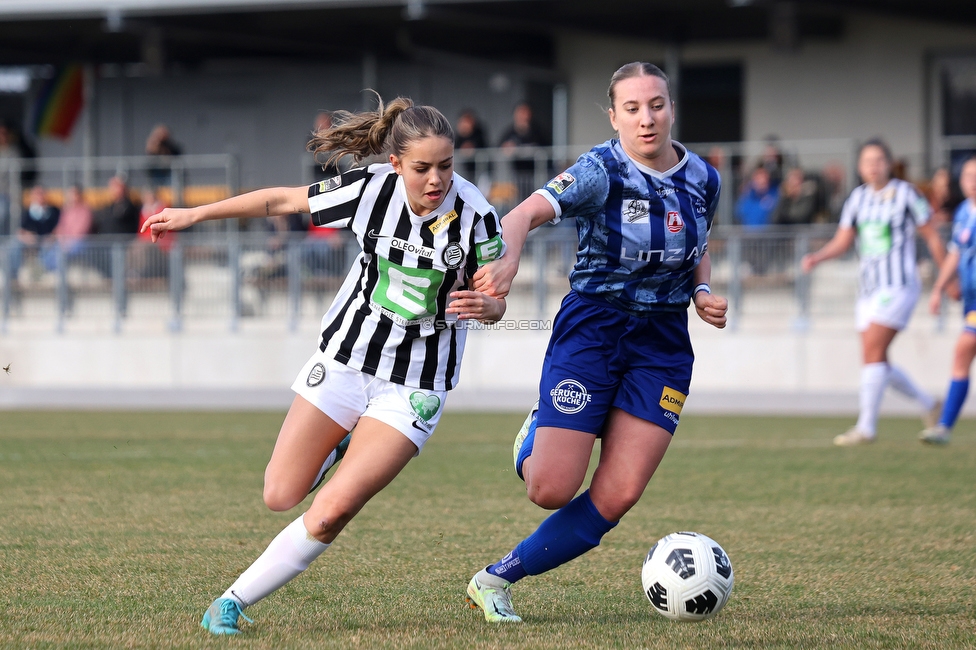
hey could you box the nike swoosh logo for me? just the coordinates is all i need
[367,229,391,239]
[411,419,430,432]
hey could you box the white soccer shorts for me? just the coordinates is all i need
[855,283,920,332]
[291,353,447,453]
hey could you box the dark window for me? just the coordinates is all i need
[678,64,743,144]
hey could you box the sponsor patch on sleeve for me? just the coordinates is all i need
[317,175,343,193]
[475,235,505,265]
[659,386,687,415]
[546,172,576,195]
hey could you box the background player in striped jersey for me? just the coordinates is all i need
[922,156,976,444]
[143,96,507,635]
[464,62,728,622]
[802,139,945,446]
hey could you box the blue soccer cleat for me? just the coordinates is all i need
[201,597,253,636]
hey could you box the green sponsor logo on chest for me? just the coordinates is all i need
[858,221,891,257]
[373,257,445,321]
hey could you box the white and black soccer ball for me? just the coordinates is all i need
[641,531,734,622]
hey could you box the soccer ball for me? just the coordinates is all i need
[641,531,734,622]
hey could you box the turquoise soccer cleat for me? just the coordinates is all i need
[201,597,253,635]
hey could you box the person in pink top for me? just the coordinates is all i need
[42,184,91,270]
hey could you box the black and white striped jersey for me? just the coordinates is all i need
[307,163,505,391]
[839,179,931,295]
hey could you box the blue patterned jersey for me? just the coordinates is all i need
[535,139,720,314]
[949,199,976,296]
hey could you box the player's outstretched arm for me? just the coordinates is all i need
[447,290,506,323]
[918,221,947,269]
[473,193,555,298]
[140,186,310,242]
[801,226,856,273]
[692,251,728,329]
[930,249,961,314]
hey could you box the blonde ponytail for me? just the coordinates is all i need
[308,93,453,171]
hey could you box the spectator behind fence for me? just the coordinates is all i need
[0,121,21,236]
[735,164,779,229]
[94,176,140,237]
[773,168,819,226]
[145,124,183,187]
[42,184,92,270]
[10,185,60,281]
[310,111,342,181]
[129,186,172,280]
[499,102,549,155]
[455,109,488,181]
[822,161,847,221]
[498,102,550,203]
[762,135,785,190]
[924,166,955,229]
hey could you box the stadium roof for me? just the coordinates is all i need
[0,0,974,68]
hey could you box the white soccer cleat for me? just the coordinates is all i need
[833,427,876,447]
[465,568,523,623]
[919,424,951,445]
[923,399,943,430]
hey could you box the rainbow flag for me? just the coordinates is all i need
[32,64,85,140]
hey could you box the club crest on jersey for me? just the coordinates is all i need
[317,175,342,193]
[306,362,326,387]
[442,242,465,269]
[667,211,684,233]
[429,210,459,234]
[546,172,576,194]
[623,199,650,223]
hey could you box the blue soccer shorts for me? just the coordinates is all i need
[535,291,694,436]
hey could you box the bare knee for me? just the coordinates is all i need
[263,481,304,512]
[587,480,645,521]
[526,480,576,510]
[304,506,355,543]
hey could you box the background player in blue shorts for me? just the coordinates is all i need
[923,156,976,444]
[464,62,729,622]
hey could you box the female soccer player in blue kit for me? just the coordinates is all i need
[465,62,729,622]
[923,155,976,444]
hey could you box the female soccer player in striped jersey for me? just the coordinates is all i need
[464,62,729,622]
[143,96,507,635]
[922,156,976,444]
[802,139,945,446]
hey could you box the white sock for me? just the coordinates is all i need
[222,513,330,608]
[886,365,936,410]
[855,362,890,436]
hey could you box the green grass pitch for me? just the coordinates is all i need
[1,411,974,648]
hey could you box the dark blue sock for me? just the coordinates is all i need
[487,548,527,583]
[939,378,969,428]
[511,490,617,579]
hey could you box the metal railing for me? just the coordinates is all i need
[0,153,239,236]
[0,226,924,336]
